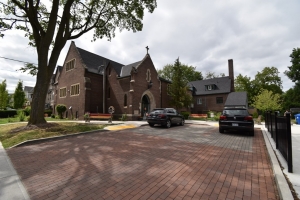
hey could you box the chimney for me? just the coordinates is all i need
[228,59,235,92]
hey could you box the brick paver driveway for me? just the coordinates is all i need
[7,124,279,200]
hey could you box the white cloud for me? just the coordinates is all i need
[1,0,300,93]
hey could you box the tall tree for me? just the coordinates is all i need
[284,47,300,83]
[158,63,203,82]
[252,89,282,113]
[254,66,283,95]
[234,67,283,106]
[13,80,25,109]
[1,0,157,125]
[234,74,257,105]
[168,58,192,109]
[0,80,8,109]
[282,83,300,110]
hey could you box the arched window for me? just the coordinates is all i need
[124,94,127,107]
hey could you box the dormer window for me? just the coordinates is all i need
[206,84,216,91]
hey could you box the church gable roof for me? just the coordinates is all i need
[189,76,232,95]
[76,47,124,76]
[120,61,142,77]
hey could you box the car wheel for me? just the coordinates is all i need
[165,120,171,128]
[149,123,154,127]
[180,118,185,126]
[249,129,254,136]
[219,127,224,133]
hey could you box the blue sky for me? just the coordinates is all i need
[1,0,299,93]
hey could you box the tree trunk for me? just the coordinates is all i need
[28,65,51,125]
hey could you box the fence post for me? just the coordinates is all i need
[286,113,293,173]
[270,111,273,138]
[275,112,278,149]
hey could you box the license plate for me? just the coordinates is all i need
[232,123,238,126]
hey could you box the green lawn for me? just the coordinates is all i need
[0,121,108,149]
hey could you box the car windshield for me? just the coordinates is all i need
[150,109,165,114]
[223,110,249,116]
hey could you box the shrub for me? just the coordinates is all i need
[252,112,258,118]
[181,111,190,119]
[44,109,52,117]
[56,104,67,119]
[17,110,26,122]
[24,106,31,116]
[7,117,13,123]
[214,112,222,121]
[27,116,30,121]
[0,110,17,118]
[120,113,127,121]
[51,114,55,118]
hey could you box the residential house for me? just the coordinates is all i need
[224,92,248,109]
[189,59,235,113]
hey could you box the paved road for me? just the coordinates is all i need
[7,124,279,200]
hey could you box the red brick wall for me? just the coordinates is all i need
[55,42,86,119]
[192,93,229,113]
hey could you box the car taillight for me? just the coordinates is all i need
[244,116,253,121]
[157,114,166,119]
[220,115,226,120]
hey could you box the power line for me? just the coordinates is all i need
[0,56,38,65]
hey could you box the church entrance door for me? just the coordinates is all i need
[142,95,150,118]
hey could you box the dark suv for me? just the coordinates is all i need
[219,108,254,136]
[146,108,185,128]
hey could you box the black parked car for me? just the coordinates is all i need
[146,108,185,128]
[219,108,254,136]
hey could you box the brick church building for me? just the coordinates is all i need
[52,41,172,120]
[50,42,236,120]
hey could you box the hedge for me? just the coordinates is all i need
[0,110,18,118]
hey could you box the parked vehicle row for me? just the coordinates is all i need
[146,107,254,137]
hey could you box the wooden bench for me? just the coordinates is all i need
[189,114,208,120]
[88,113,112,121]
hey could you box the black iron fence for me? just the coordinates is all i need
[265,111,293,172]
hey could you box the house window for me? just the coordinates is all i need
[216,97,223,104]
[124,94,127,107]
[70,84,80,96]
[197,98,202,105]
[207,85,212,90]
[59,87,67,98]
[66,59,75,71]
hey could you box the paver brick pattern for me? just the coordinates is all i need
[7,124,279,200]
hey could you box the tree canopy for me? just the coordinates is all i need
[168,58,193,109]
[235,66,283,105]
[157,63,203,82]
[204,72,225,79]
[13,80,25,109]
[1,0,157,125]
[0,80,8,109]
[252,89,282,113]
[284,47,300,83]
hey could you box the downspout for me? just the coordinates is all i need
[102,65,106,113]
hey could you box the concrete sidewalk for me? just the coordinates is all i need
[0,120,298,199]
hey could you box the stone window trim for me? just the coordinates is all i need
[146,69,151,82]
[66,59,76,72]
[70,83,80,96]
[59,87,67,98]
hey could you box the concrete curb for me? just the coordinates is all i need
[261,126,294,200]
